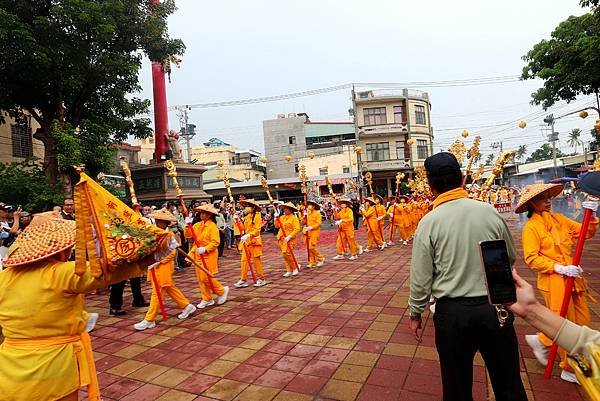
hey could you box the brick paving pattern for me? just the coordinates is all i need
[78,218,599,401]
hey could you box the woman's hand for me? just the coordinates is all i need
[505,269,539,318]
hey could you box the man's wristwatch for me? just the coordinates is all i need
[409,313,421,321]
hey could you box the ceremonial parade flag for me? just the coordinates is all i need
[73,172,177,277]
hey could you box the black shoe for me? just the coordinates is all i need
[109,308,126,316]
[132,301,150,307]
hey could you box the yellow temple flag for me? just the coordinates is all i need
[73,172,177,276]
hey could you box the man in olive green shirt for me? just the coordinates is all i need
[409,152,527,401]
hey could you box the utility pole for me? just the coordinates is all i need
[176,106,196,163]
[544,114,559,178]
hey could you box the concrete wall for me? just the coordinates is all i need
[296,145,358,177]
[263,115,307,179]
[0,111,44,164]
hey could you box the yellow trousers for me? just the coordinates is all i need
[145,283,190,321]
[279,239,298,272]
[390,225,411,242]
[194,267,225,301]
[336,229,359,256]
[241,251,265,280]
[366,220,383,249]
[307,231,323,265]
[539,289,590,371]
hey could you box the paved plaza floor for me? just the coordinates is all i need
[80,219,600,401]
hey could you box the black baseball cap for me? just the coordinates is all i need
[424,152,461,176]
[579,171,600,197]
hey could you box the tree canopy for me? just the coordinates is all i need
[0,0,184,183]
[525,143,566,163]
[521,10,600,109]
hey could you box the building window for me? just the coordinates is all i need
[396,140,411,160]
[319,167,328,176]
[415,105,426,125]
[294,163,299,174]
[393,105,406,123]
[365,142,390,162]
[343,166,350,174]
[289,136,296,145]
[363,107,387,126]
[417,140,429,159]
[11,115,33,158]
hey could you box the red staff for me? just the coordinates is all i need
[261,176,299,271]
[544,172,600,379]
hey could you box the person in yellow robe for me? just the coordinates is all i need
[234,199,267,287]
[184,204,229,307]
[373,194,387,247]
[303,200,325,267]
[517,183,599,383]
[134,209,197,331]
[0,217,159,401]
[274,202,301,277]
[361,197,385,251]
[387,196,412,245]
[333,197,361,260]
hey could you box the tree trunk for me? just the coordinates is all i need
[33,124,59,185]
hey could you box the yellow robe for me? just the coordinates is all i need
[522,211,599,370]
[0,259,143,401]
[305,210,323,265]
[185,220,225,299]
[336,207,359,255]
[275,213,300,272]
[240,213,265,280]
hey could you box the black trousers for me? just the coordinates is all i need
[218,231,225,257]
[109,277,146,309]
[434,297,528,401]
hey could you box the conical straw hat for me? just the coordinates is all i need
[281,202,298,211]
[147,208,177,223]
[515,183,563,214]
[3,218,76,267]
[195,204,220,216]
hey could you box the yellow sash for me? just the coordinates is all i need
[4,332,100,401]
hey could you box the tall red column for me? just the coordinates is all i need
[151,0,169,163]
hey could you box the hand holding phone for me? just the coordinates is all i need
[479,240,516,305]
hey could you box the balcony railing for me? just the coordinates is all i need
[359,123,408,136]
[362,159,412,171]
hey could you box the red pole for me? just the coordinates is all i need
[151,61,169,162]
[544,209,594,379]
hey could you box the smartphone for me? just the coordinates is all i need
[479,239,516,304]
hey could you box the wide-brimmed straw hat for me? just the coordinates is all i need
[240,198,261,210]
[280,202,298,212]
[372,194,384,202]
[364,197,376,205]
[515,183,563,214]
[147,208,177,223]
[337,197,353,206]
[3,217,76,267]
[195,203,221,216]
[306,199,321,209]
[395,195,409,202]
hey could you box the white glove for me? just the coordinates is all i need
[394,203,398,206]
[376,216,384,221]
[274,209,280,217]
[359,205,365,211]
[335,220,342,226]
[196,247,206,255]
[554,264,583,278]
[582,200,599,212]
[284,235,292,242]
[305,226,313,232]
[184,216,194,225]
[240,234,250,242]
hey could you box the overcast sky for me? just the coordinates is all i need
[137,0,595,160]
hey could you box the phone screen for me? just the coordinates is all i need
[479,240,516,304]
